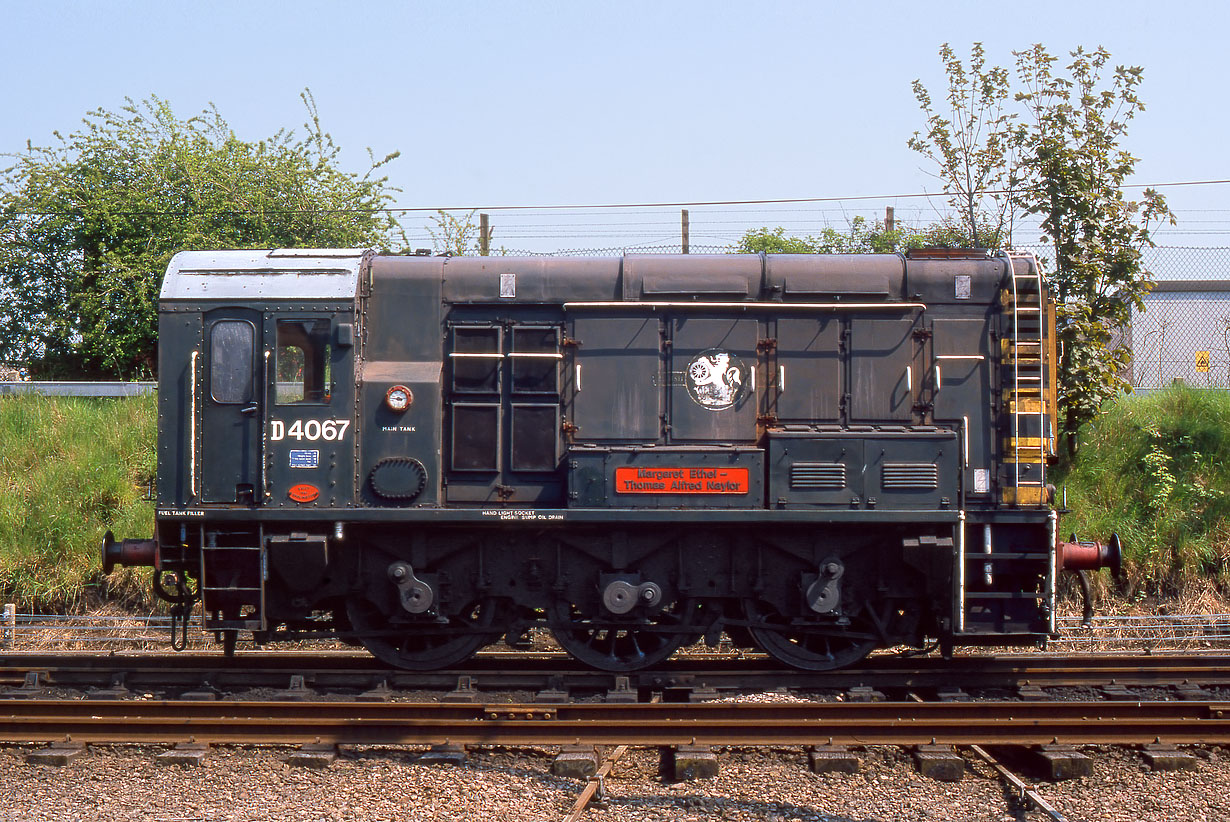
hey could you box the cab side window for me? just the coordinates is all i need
[210,320,255,404]
[276,319,332,404]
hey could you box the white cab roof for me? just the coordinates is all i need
[160,249,370,301]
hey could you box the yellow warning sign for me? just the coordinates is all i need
[1195,351,1211,372]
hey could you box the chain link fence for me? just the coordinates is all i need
[1015,244,1230,390]
[1127,247,1230,390]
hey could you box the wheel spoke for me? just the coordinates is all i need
[347,596,498,671]
[744,599,875,672]
[550,599,704,672]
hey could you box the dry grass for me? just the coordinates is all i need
[1050,580,1230,652]
[8,588,1230,657]
[0,601,187,652]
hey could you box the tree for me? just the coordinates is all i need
[910,44,1173,459]
[735,226,834,254]
[428,209,494,256]
[734,215,975,255]
[908,43,1021,248]
[0,92,401,378]
[1013,45,1173,458]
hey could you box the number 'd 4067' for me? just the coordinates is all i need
[269,419,351,442]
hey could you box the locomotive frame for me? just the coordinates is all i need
[105,247,1115,672]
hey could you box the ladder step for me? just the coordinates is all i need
[1004,437,1047,448]
[1001,486,1047,505]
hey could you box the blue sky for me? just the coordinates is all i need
[2,0,1226,251]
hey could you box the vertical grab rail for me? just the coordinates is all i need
[189,350,199,499]
[1009,260,1021,492]
[956,511,966,633]
[1034,259,1047,491]
[1047,508,1059,634]
[261,349,271,501]
[956,415,969,633]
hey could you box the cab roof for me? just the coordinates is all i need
[160,249,370,302]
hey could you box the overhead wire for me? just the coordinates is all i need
[2,178,1228,220]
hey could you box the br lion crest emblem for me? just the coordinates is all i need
[685,349,748,411]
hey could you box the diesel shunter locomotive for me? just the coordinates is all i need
[104,248,1118,672]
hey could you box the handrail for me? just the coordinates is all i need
[564,301,927,311]
[261,350,271,501]
[189,351,199,499]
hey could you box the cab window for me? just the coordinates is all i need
[276,319,332,404]
[209,320,255,404]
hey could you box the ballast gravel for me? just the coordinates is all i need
[1,742,1229,822]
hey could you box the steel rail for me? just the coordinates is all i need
[564,745,627,822]
[969,744,1066,822]
[2,699,1230,747]
[4,651,1230,693]
[565,696,660,822]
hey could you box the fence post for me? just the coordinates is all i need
[681,209,690,254]
[2,604,14,649]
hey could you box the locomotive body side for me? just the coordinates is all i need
[107,248,1092,671]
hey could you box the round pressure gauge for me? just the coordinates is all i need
[385,385,413,412]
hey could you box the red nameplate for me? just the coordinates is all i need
[614,466,749,495]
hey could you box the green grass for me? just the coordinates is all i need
[1058,385,1230,595]
[0,394,155,610]
[2,387,1229,611]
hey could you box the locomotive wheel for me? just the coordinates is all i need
[743,599,877,671]
[346,596,500,671]
[549,598,706,673]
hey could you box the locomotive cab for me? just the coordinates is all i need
[148,249,365,642]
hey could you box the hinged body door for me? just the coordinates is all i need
[200,308,263,504]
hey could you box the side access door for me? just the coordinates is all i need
[200,308,264,504]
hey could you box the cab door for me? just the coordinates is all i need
[201,308,264,504]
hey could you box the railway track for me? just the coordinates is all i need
[2,697,1229,747]
[1,650,1229,695]
[3,652,1223,822]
